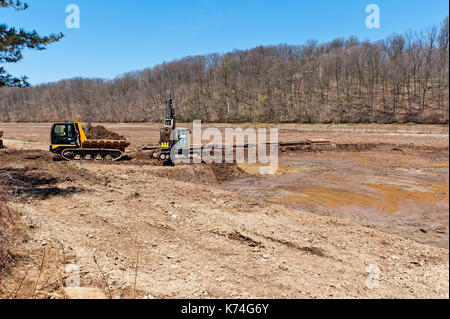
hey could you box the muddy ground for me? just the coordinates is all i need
[0,123,448,299]
[228,144,449,249]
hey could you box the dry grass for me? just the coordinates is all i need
[0,181,14,290]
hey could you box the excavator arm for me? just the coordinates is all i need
[164,90,176,129]
[159,90,177,152]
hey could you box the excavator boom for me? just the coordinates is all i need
[165,90,176,128]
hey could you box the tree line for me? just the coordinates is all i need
[0,17,448,124]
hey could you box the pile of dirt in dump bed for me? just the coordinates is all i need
[85,124,126,140]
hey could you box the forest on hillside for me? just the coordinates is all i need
[0,17,448,124]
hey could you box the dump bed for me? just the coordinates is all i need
[81,139,130,150]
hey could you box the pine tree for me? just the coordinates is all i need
[0,0,63,87]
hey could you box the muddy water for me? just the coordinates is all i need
[222,150,449,248]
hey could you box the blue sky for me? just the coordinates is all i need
[1,0,448,85]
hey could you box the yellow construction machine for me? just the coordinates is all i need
[49,122,129,161]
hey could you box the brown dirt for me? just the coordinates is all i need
[149,163,248,185]
[279,143,375,154]
[85,124,126,141]
[0,123,448,299]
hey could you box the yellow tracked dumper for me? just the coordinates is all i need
[50,122,130,161]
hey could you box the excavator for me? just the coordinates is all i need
[49,122,130,161]
[149,89,190,163]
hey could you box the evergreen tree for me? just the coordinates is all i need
[0,0,63,87]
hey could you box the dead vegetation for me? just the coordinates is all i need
[0,173,23,296]
[0,188,13,285]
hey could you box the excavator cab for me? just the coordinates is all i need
[50,123,79,152]
[149,90,191,164]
